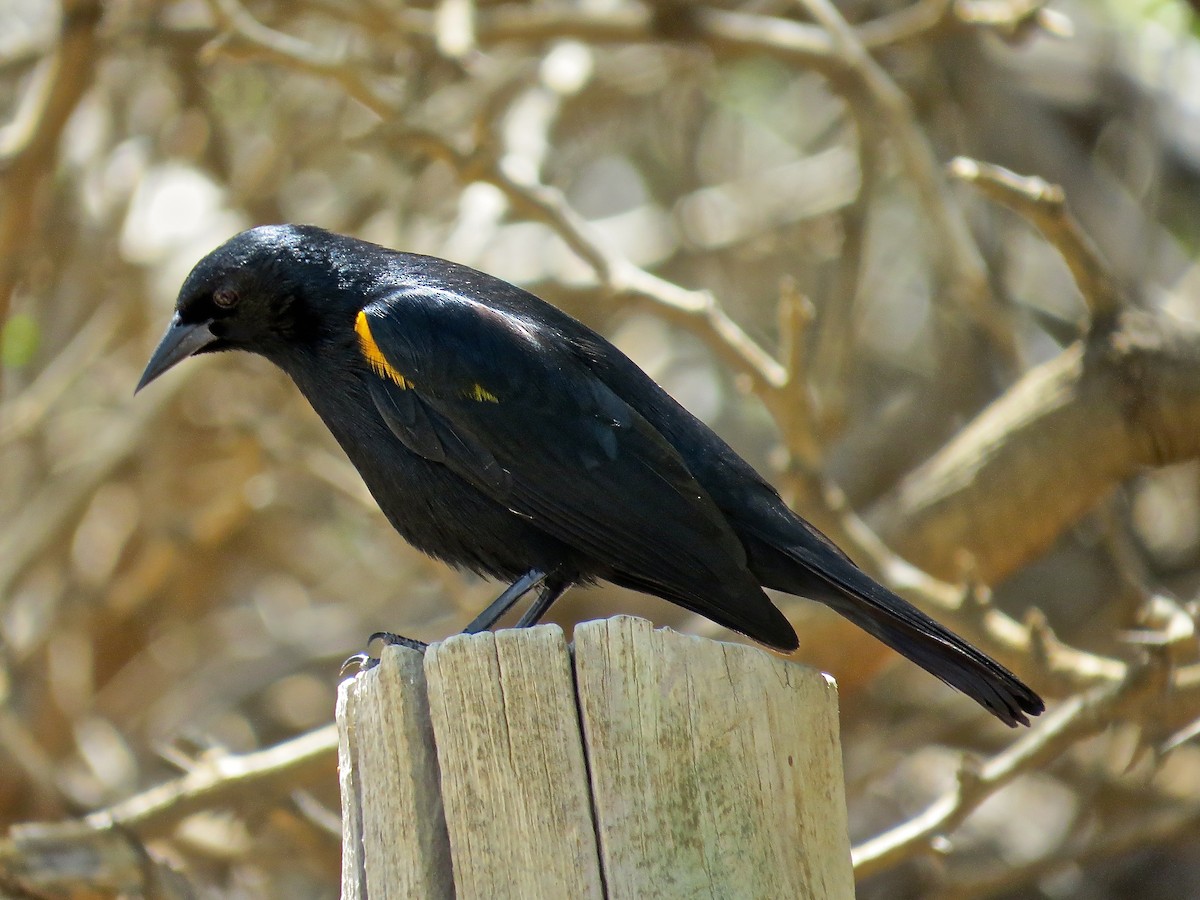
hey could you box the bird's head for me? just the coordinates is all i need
[137,224,365,392]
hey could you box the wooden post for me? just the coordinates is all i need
[336,617,854,899]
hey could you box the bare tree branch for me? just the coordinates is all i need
[78,725,338,836]
[853,668,1149,877]
[0,1,104,336]
[951,157,1122,322]
[871,310,1200,583]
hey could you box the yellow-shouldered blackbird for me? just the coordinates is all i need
[138,225,1043,726]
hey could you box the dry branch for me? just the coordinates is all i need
[0,0,104,329]
[871,309,1200,583]
[84,725,335,837]
[0,726,337,894]
[950,157,1122,321]
[853,667,1147,878]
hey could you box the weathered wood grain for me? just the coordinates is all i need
[423,625,605,899]
[336,676,364,900]
[337,619,852,898]
[337,644,453,900]
[574,616,854,899]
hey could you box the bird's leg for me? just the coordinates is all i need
[514,577,569,628]
[463,568,548,633]
[348,570,570,677]
[345,571,552,674]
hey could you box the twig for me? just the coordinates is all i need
[388,1,1029,62]
[855,0,1073,48]
[0,366,190,603]
[795,0,1014,361]
[856,0,955,47]
[505,175,788,396]
[499,154,790,396]
[853,671,1146,878]
[0,728,337,893]
[932,800,1200,898]
[467,4,838,70]
[809,96,880,444]
[954,0,1074,42]
[77,724,337,836]
[950,157,1123,322]
[777,284,823,471]
[201,0,392,118]
[0,1,104,346]
[371,124,789,399]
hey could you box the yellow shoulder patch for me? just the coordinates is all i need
[357,311,496,401]
[466,383,499,403]
[355,310,413,389]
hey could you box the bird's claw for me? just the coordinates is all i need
[339,651,377,676]
[339,632,430,678]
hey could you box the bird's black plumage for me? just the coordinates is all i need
[138,225,1044,726]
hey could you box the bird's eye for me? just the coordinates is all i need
[213,288,240,309]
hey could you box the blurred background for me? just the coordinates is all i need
[3,0,1200,896]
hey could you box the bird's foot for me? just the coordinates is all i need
[340,632,430,676]
[369,631,430,652]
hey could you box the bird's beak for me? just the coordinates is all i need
[135,314,217,393]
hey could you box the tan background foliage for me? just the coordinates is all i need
[3,0,1200,897]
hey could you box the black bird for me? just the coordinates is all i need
[138,225,1044,726]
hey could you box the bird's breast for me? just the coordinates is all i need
[282,360,574,578]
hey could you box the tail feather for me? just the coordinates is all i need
[744,523,1045,727]
[826,583,1045,726]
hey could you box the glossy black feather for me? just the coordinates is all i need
[359,290,792,645]
[142,224,1045,726]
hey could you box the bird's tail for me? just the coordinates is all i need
[744,519,1045,727]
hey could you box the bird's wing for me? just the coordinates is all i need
[355,288,775,618]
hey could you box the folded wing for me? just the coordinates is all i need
[356,289,797,648]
